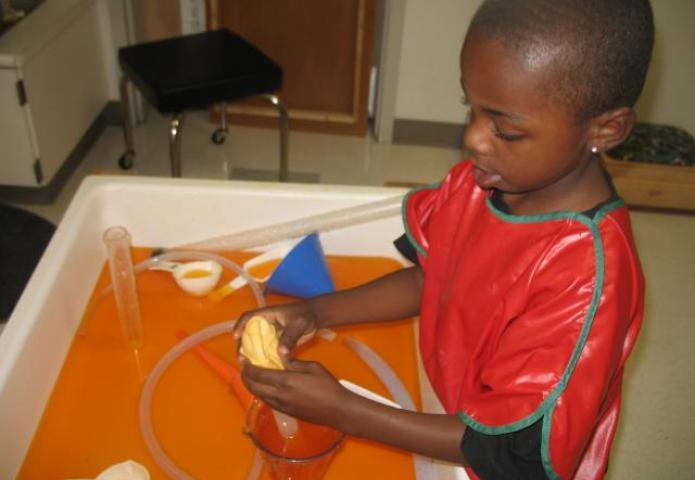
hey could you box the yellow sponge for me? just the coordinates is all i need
[240,316,284,370]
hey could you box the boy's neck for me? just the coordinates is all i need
[501,158,615,216]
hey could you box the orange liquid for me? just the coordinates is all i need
[18,249,420,480]
[254,403,341,459]
[181,269,212,279]
[253,403,343,480]
[248,258,282,279]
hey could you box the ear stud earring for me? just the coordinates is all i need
[591,146,599,154]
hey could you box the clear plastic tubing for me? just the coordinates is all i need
[138,255,269,480]
[140,320,245,480]
[178,194,404,252]
[345,336,435,480]
[103,226,144,350]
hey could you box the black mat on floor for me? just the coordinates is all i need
[0,203,55,322]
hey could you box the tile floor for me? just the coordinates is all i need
[8,111,695,478]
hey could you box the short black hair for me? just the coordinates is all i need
[468,0,654,119]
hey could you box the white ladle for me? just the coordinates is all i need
[150,260,223,297]
[339,379,402,408]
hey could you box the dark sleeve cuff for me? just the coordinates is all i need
[461,420,547,480]
[393,233,420,265]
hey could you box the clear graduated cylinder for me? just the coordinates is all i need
[103,226,144,349]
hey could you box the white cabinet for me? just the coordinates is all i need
[0,0,110,188]
[0,67,35,185]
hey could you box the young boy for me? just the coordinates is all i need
[235,0,653,478]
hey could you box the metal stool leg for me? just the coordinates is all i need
[169,112,185,177]
[262,94,289,182]
[211,101,228,144]
[118,75,135,169]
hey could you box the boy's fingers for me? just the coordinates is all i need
[296,330,317,347]
[277,322,309,355]
[241,374,280,401]
[242,363,285,384]
[232,310,257,339]
[285,358,320,373]
[242,365,297,403]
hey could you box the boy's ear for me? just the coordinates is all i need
[589,107,636,153]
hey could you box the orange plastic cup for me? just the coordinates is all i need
[246,401,344,480]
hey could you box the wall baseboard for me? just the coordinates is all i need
[392,118,464,149]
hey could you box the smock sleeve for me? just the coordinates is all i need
[462,420,547,479]
[393,233,420,265]
[401,162,474,269]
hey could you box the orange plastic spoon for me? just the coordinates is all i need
[175,330,255,409]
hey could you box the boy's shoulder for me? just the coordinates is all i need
[594,202,643,279]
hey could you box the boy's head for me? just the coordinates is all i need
[459,0,655,203]
[468,0,654,120]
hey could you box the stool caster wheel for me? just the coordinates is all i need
[211,128,227,145]
[119,150,135,170]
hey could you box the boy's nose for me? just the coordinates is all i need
[462,113,493,157]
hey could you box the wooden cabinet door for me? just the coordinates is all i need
[208,0,374,135]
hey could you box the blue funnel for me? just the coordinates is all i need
[265,234,335,298]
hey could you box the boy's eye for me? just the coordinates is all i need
[492,124,524,142]
[460,95,470,107]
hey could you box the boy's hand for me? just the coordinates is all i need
[233,302,318,362]
[241,358,349,429]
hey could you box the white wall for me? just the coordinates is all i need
[394,0,480,124]
[635,0,695,134]
[96,0,134,100]
[393,0,695,136]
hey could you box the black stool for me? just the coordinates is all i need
[117,29,289,180]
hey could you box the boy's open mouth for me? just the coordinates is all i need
[473,166,502,189]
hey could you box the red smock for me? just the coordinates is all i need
[403,160,645,479]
